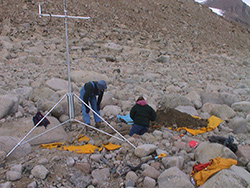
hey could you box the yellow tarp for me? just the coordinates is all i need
[103,142,122,151]
[78,135,90,142]
[60,144,102,154]
[175,115,223,135]
[191,157,237,186]
[40,135,121,154]
[40,142,63,149]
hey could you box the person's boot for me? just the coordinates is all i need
[95,122,101,128]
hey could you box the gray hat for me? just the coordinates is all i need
[97,80,107,90]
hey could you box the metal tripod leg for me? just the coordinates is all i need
[74,94,136,149]
[6,0,136,159]
[20,119,71,146]
[6,94,67,157]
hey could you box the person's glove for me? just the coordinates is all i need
[85,107,90,114]
[97,104,101,111]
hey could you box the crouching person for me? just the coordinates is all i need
[79,80,107,128]
[129,96,156,137]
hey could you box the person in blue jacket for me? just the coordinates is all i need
[79,80,107,127]
[129,96,156,136]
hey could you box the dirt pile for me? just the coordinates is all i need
[154,108,208,129]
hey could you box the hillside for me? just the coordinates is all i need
[1,0,250,56]
[0,0,250,188]
[204,0,250,29]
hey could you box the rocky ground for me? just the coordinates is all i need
[0,0,250,188]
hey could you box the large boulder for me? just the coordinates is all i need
[160,94,192,109]
[70,70,109,84]
[231,101,250,112]
[40,101,65,119]
[229,117,249,134]
[134,144,157,158]
[219,92,240,107]
[194,142,237,163]
[26,116,70,145]
[175,106,198,116]
[158,167,193,188]
[29,87,60,103]
[45,78,68,91]
[201,92,224,105]
[229,165,250,185]
[0,116,69,146]
[0,136,31,161]
[199,167,249,188]
[236,145,250,162]
[91,168,110,186]
[0,94,19,119]
[102,105,122,118]
[10,86,33,102]
[185,90,202,109]
[101,91,117,108]
[210,104,236,120]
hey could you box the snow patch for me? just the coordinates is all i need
[194,0,207,4]
[194,0,225,17]
[242,0,250,7]
[209,7,225,16]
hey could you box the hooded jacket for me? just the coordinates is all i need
[130,99,156,127]
[83,81,105,106]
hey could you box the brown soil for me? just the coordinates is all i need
[154,108,208,129]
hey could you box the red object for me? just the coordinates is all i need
[193,162,211,172]
[189,140,198,148]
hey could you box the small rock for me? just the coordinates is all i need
[31,165,49,179]
[6,170,22,181]
[27,181,37,188]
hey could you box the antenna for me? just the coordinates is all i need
[39,1,90,120]
[6,0,135,158]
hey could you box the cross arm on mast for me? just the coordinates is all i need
[38,3,90,20]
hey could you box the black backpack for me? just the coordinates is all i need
[208,135,238,153]
[33,112,50,129]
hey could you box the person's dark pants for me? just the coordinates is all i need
[79,84,101,124]
[129,124,148,136]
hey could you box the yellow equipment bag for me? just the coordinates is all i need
[190,157,237,186]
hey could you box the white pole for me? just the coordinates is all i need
[74,94,136,149]
[38,1,135,148]
[63,0,74,119]
[38,0,89,120]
